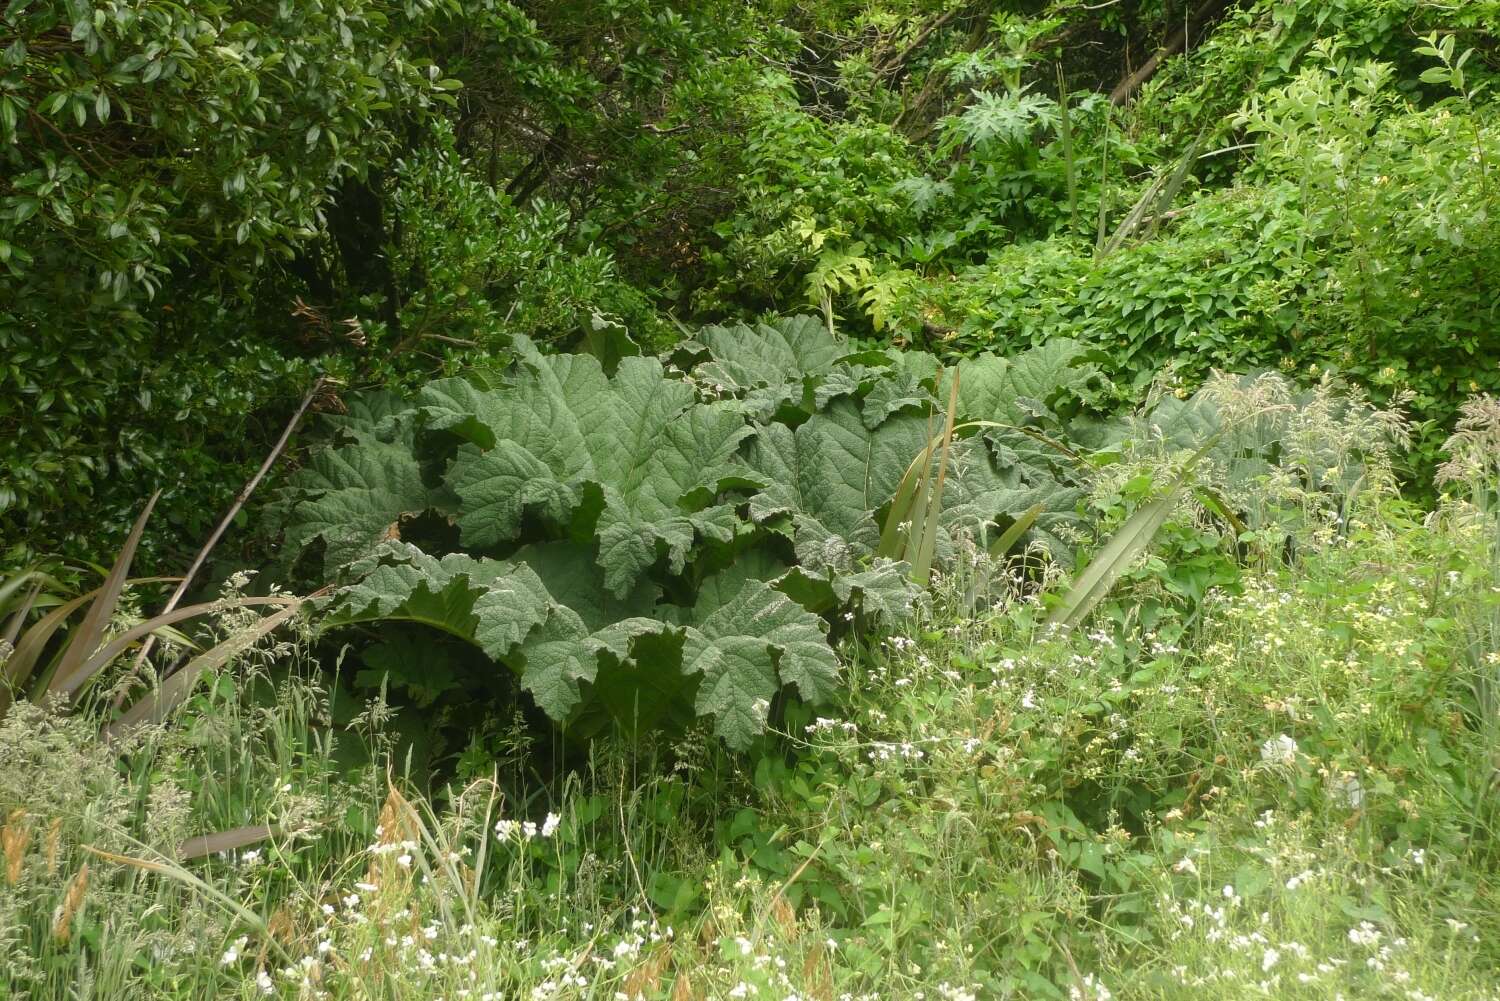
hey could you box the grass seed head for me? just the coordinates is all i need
[43,817,61,876]
[803,938,834,1001]
[771,895,797,938]
[51,862,89,943]
[622,946,671,998]
[670,970,699,1001]
[3,808,31,884]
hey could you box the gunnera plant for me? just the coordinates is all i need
[274,317,1105,748]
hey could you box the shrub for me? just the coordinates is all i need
[275,317,1104,748]
[0,0,461,556]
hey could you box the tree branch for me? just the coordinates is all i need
[875,5,966,79]
[1109,0,1230,106]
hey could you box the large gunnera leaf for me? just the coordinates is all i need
[677,568,840,750]
[941,338,1100,424]
[443,356,759,594]
[323,541,837,750]
[283,426,440,576]
[284,314,1124,751]
[686,314,899,419]
[745,397,1066,570]
[324,542,552,659]
[690,314,844,395]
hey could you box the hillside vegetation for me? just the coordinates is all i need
[2,1,1499,998]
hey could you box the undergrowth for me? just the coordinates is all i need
[4,446,1498,998]
[5,3,1500,998]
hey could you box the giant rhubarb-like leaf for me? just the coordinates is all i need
[444,356,757,594]
[324,543,552,659]
[678,568,840,749]
[284,428,440,576]
[941,338,1100,425]
[284,315,1123,750]
[745,398,1053,570]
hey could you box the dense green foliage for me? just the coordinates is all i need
[7,0,1496,561]
[1,0,453,549]
[0,0,759,557]
[5,415,1500,998]
[276,317,1107,748]
[3,2,1500,997]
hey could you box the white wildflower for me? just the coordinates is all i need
[1260,734,1298,767]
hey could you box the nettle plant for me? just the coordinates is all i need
[275,317,1101,747]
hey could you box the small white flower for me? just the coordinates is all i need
[1068,973,1113,1001]
[1260,734,1298,767]
[221,937,247,967]
[396,853,413,868]
[1285,869,1315,890]
[540,812,561,838]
